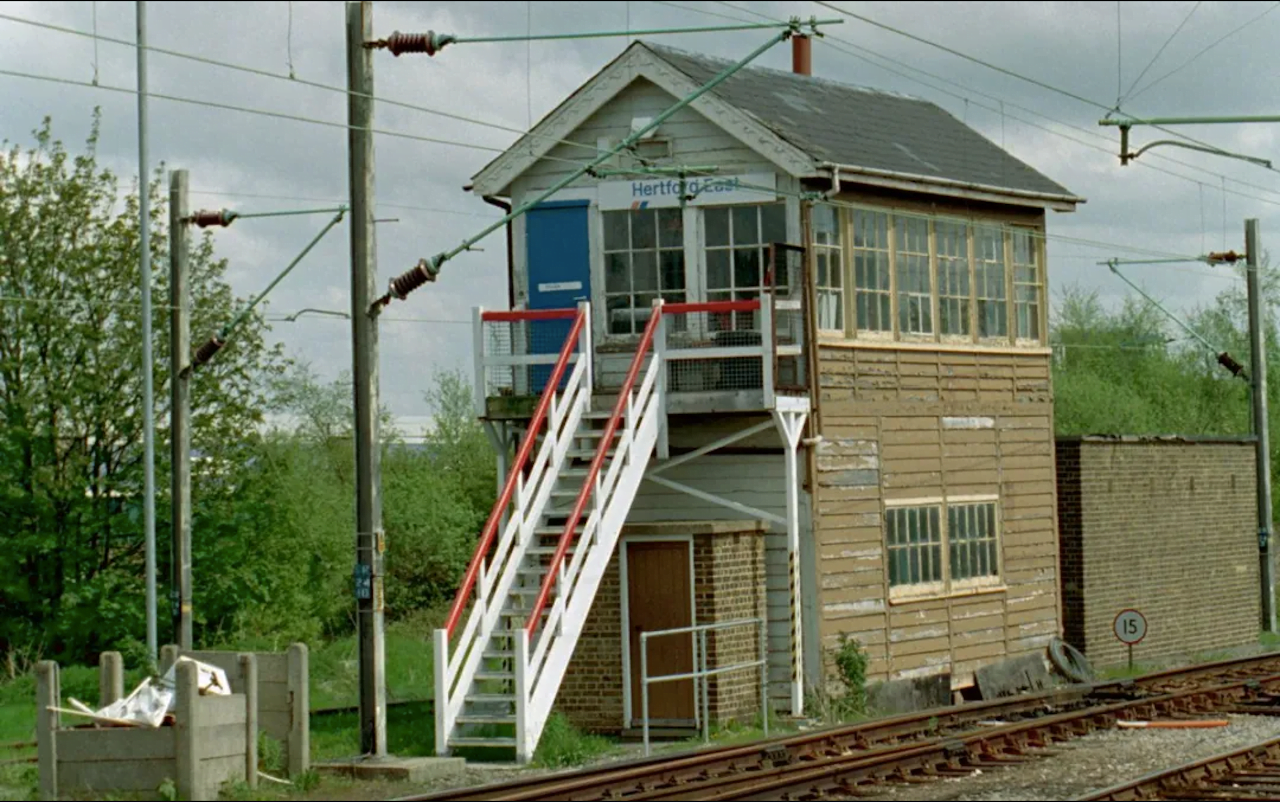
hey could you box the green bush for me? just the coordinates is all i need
[833,633,869,716]
[532,714,613,768]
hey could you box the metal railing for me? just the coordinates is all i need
[639,617,768,756]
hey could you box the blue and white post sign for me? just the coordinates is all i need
[598,172,778,211]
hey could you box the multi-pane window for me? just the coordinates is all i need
[603,208,686,335]
[705,203,787,330]
[936,221,970,337]
[813,205,843,332]
[896,217,932,336]
[974,226,1007,339]
[886,498,1001,596]
[1012,229,1042,342]
[853,210,891,333]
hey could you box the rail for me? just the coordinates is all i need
[444,305,586,637]
[639,617,768,757]
[525,303,664,633]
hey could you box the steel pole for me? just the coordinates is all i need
[169,169,192,650]
[136,0,158,665]
[347,0,387,756]
[1247,219,1276,634]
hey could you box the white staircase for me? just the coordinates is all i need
[435,303,665,761]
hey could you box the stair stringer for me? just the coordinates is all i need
[436,386,589,754]
[519,392,663,757]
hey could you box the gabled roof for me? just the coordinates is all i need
[470,40,1082,208]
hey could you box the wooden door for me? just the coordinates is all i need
[627,541,695,726]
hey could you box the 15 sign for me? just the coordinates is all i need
[1113,609,1147,646]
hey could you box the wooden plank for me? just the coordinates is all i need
[819,615,888,643]
[889,623,951,644]
[998,416,1051,431]
[818,554,885,575]
[951,626,1004,647]
[882,471,943,489]
[820,583,885,604]
[1005,585,1058,613]
[942,430,997,444]
[885,457,944,474]
[816,525,883,546]
[60,758,175,792]
[890,604,950,628]
[880,429,940,446]
[889,634,952,658]
[1006,606,1058,627]
[817,486,882,504]
[950,597,1006,619]
[816,498,882,517]
[819,544,883,562]
[821,571,884,591]
[819,513,883,531]
[1004,492,1055,511]
[950,612,1006,634]
[197,723,248,761]
[888,650,952,674]
[882,416,939,431]
[1004,543,1059,563]
[954,641,1007,663]
[57,728,174,762]
[823,598,888,619]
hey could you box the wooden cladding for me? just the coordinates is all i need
[813,343,1059,690]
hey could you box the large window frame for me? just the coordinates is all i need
[811,205,1047,347]
[884,495,1004,602]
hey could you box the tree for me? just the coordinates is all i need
[0,113,285,662]
[424,367,496,516]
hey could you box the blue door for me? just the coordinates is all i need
[526,200,591,393]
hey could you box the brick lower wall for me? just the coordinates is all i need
[555,527,767,733]
[1055,438,1259,667]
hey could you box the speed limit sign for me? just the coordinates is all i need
[1114,609,1147,645]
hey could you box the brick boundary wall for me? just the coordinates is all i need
[1055,436,1259,668]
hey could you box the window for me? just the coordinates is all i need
[974,226,1007,339]
[936,221,970,337]
[896,217,932,336]
[853,210,891,333]
[886,498,1001,597]
[812,205,843,332]
[1012,229,1042,342]
[704,203,786,330]
[603,208,686,335]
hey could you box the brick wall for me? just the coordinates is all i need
[1055,437,1259,667]
[695,532,768,725]
[555,527,767,733]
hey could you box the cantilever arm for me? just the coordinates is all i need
[1128,138,1272,169]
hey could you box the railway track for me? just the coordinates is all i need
[1079,734,1280,801]
[399,652,1280,802]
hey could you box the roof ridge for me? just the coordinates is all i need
[637,39,928,103]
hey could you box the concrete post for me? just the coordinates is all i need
[160,643,180,675]
[174,660,199,802]
[286,643,310,777]
[239,654,258,790]
[36,661,58,802]
[169,168,193,651]
[98,651,124,708]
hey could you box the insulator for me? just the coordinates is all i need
[1218,351,1246,377]
[388,262,435,301]
[376,30,453,57]
[193,336,225,368]
[189,209,235,228]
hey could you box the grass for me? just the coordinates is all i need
[532,714,614,768]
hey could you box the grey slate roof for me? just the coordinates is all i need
[641,42,1079,201]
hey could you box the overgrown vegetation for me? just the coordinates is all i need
[810,633,871,723]
[532,714,615,768]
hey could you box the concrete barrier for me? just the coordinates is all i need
[160,643,309,777]
[38,657,256,801]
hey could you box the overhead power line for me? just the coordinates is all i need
[1120,0,1201,103]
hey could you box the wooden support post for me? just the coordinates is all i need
[286,643,310,777]
[175,660,199,802]
[98,651,124,708]
[240,654,258,790]
[36,661,58,802]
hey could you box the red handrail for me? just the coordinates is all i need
[481,309,579,322]
[443,306,586,637]
[662,299,761,315]
[525,304,664,635]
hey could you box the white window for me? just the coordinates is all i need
[896,217,932,336]
[812,204,844,333]
[936,220,971,338]
[974,226,1008,339]
[603,208,686,335]
[886,497,1001,598]
[853,209,891,333]
[704,202,786,331]
[1012,228,1042,342]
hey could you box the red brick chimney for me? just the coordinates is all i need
[792,35,811,76]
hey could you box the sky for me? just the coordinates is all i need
[2,0,1278,426]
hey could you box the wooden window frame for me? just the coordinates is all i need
[851,208,894,339]
[1011,226,1045,346]
[810,204,846,337]
[602,207,688,338]
[884,494,1005,603]
[894,215,934,342]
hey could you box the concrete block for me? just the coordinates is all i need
[975,653,1052,700]
[867,672,951,716]
[315,756,467,783]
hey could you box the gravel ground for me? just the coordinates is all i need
[855,714,1280,802]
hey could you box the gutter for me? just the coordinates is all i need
[824,161,1086,207]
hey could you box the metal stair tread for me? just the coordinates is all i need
[474,669,514,681]
[464,693,515,704]
[456,713,516,725]
[448,736,518,748]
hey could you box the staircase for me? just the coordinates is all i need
[435,303,665,761]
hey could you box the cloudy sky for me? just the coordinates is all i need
[2,0,1278,424]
